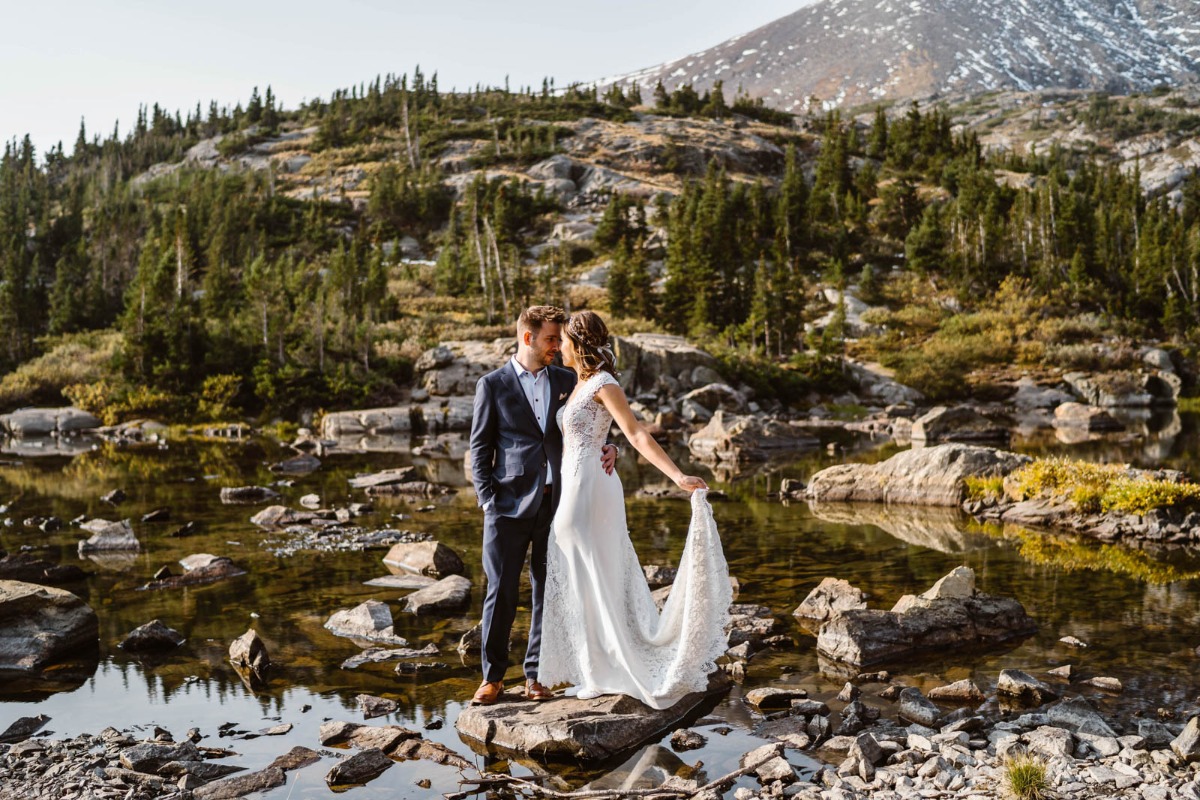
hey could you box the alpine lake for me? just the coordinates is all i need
[2,409,1200,798]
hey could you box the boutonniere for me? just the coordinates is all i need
[558,392,568,401]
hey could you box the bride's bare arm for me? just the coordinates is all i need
[595,383,707,492]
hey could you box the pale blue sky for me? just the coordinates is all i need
[2,0,807,155]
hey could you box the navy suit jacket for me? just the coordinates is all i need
[470,362,575,519]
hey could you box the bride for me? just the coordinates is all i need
[537,311,732,710]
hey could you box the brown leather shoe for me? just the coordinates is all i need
[472,680,504,705]
[525,679,553,701]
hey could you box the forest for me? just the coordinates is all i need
[2,72,1199,421]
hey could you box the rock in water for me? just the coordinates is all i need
[268,454,321,474]
[356,694,399,719]
[897,688,941,727]
[997,669,1059,705]
[325,748,394,787]
[911,406,1010,445]
[0,580,98,670]
[402,575,471,614]
[688,410,819,462]
[744,687,808,710]
[120,619,186,652]
[815,567,1037,666]
[927,679,985,703]
[1046,696,1117,737]
[0,714,50,743]
[806,443,1030,506]
[381,541,464,577]
[77,519,140,553]
[456,672,731,760]
[193,767,286,800]
[324,600,408,645]
[793,578,868,624]
[229,629,270,674]
[219,486,281,504]
[267,746,321,772]
[1053,402,1123,432]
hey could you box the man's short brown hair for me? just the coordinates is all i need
[517,305,568,336]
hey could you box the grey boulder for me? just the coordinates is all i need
[402,575,471,614]
[0,580,98,670]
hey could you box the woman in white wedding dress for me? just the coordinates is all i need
[537,311,732,711]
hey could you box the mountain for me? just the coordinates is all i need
[608,0,1200,110]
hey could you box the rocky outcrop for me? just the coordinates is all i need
[815,567,1037,666]
[843,361,925,406]
[688,411,819,462]
[455,671,731,760]
[911,406,1010,446]
[1064,369,1181,407]
[806,443,1030,506]
[0,581,99,670]
[612,333,721,399]
[0,407,100,437]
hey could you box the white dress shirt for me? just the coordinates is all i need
[510,356,553,486]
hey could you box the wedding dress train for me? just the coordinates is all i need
[537,371,731,710]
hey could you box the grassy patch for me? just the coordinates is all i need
[1178,396,1200,413]
[1010,457,1200,516]
[1003,755,1048,800]
[964,475,1005,502]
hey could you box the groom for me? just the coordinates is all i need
[468,305,617,705]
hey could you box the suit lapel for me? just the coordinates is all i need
[499,362,544,435]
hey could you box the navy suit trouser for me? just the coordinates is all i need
[480,491,554,683]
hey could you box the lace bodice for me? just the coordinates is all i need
[557,371,619,476]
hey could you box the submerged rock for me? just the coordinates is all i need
[229,629,270,675]
[143,555,246,589]
[0,407,100,437]
[268,453,321,474]
[0,714,50,743]
[120,619,186,652]
[806,443,1031,506]
[219,486,281,504]
[0,580,98,670]
[815,567,1037,666]
[0,553,86,585]
[325,748,393,787]
[456,671,732,760]
[193,767,286,800]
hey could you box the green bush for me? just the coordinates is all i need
[0,331,120,409]
[1010,457,1200,516]
[197,374,243,422]
[964,475,1005,501]
[1101,478,1200,516]
[1003,755,1048,800]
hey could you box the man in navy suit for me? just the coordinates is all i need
[468,305,617,705]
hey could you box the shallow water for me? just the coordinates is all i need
[1,414,1198,796]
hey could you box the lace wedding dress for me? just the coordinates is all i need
[538,371,732,710]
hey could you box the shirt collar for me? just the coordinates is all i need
[510,355,546,380]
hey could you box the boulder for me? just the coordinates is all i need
[744,687,808,710]
[1064,370,1179,407]
[325,748,393,787]
[997,669,1059,706]
[324,600,408,645]
[1024,726,1075,759]
[193,768,286,800]
[77,519,140,553]
[793,578,868,624]
[1171,716,1200,762]
[120,620,186,652]
[912,406,1010,446]
[897,688,941,727]
[843,361,925,405]
[267,746,322,772]
[612,333,719,396]
[816,567,1037,666]
[229,629,270,674]
[806,443,1031,506]
[1046,696,1117,737]
[927,679,985,703]
[402,575,472,614]
[348,466,418,489]
[0,580,98,670]
[120,741,202,772]
[382,541,464,577]
[0,407,100,437]
[688,411,819,463]
[219,486,281,504]
[1011,377,1076,410]
[356,694,399,719]
[1053,402,1123,432]
[456,671,731,760]
[681,383,746,414]
[0,714,50,744]
[318,720,420,752]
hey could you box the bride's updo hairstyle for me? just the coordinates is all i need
[565,310,619,379]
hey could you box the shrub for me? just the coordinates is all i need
[0,331,120,409]
[64,380,179,425]
[1010,457,1200,516]
[1003,755,1048,800]
[197,374,243,422]
[964,475,1005,502]
[1101,478,1200,516]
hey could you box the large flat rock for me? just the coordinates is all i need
[805,443,1030,506]
[456,672,730,761]
[0,580,99,671]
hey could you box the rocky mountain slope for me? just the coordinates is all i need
[607,0,1200,110]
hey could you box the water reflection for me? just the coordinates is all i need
[0,416,1199,796]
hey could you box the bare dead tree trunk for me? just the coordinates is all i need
[471,197,493,322]
[484,218,509,320]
